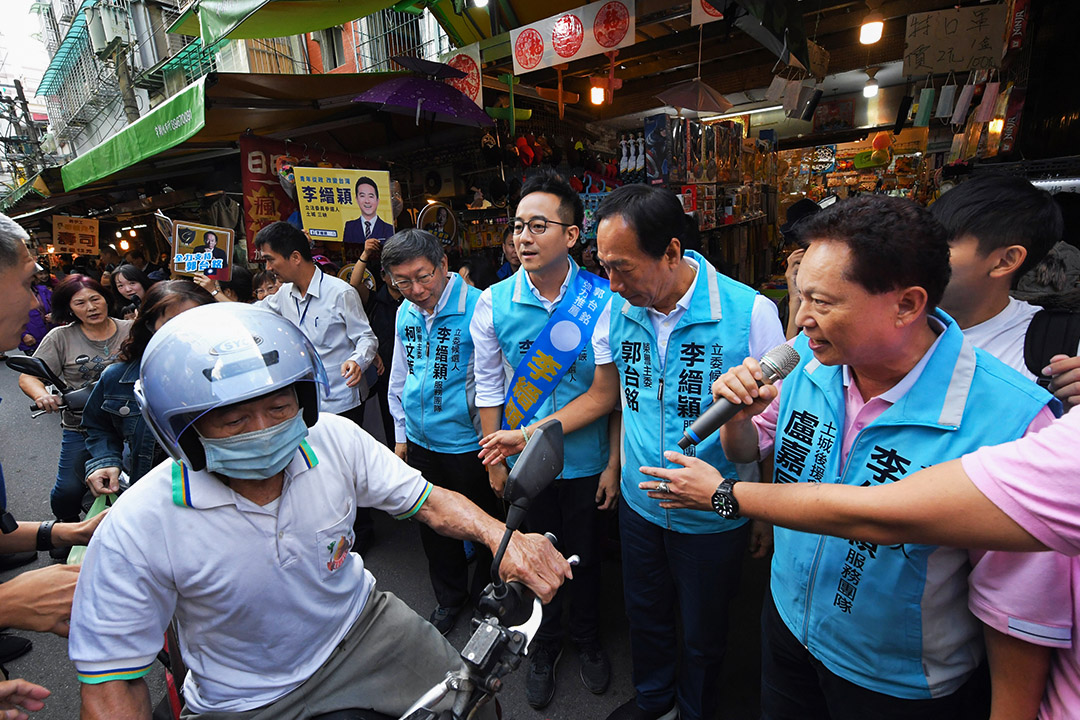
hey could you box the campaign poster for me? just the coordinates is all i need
[295,168,394,263]
[172,221,233,280]
[52,216,99,255]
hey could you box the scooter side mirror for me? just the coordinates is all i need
[503,419,564,513]
[5,356,67,390]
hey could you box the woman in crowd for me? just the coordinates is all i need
[17,275,132,551]
[112,264,154,318]
[18,266,55,354]
[83,281,216,496]
[193,265,254,303]
[253,270,282,300]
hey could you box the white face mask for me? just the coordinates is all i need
[199,412,308,480]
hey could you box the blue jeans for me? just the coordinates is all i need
[619,498,749,720]
[53,428,90,520]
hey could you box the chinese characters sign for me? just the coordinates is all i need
[295,167,394,248]
[903,5,1006,76]
[52,216,99,256]
[510,0,636,75]
[441,43,483,108]
[171,221,233,281]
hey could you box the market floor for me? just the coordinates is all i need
[0,367,766,719]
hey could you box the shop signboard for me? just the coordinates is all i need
[441,43,483,107]
[295,168,394,263]
[902,5,1006,76]
[240,134,298,262]
[52,216,99,255]
[510,0,636,75]
[171,221,233,281]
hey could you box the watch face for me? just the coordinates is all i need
[712,484,738,518]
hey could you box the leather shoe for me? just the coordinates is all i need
[0,552,37,572]
[604,697,678,720]
[0,634,32,665]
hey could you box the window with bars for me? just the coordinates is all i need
[317,26,346,70]
[354,8,450,73]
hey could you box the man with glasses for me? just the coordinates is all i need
[382,229,499,636]
[470,172,618,709]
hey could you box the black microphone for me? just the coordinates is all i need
[677,344,801,449]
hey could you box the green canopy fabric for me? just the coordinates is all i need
[168,0,396,47]
[61,77,207,191]
[37,0,98,96]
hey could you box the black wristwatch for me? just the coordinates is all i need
[711,479,740,519]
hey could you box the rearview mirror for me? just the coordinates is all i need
[5,356,67,390]
[503,419,564,512]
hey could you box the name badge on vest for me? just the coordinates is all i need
[502,269,611,430]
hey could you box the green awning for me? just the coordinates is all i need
[62,77,208,191]
[0,173,50,213]
[37,0,97,96]
[168,0,396,47]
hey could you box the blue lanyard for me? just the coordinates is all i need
[294,270,323,327]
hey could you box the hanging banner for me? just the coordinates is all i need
[510,0,636,75]
[295,167,394,266]
[902,5,1006,76]
[52,216,99,256]
[690,0,723,26]
[441,42,483,108]
[171,221,234,281]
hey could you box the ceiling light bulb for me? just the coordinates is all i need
[473,0,489,7]
[863,77,879,98]
[119,240,130,251]
[860,11,884,45]
[130,229,137,237]
[591,86,605,105]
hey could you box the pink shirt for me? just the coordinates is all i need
[965,409,1080,720]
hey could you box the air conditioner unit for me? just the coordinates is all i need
[421,165,456,198]
[85,3,132,59]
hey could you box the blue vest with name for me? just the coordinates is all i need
[396,273,481,454]
[611,250,755,534]
[490,263,609,478]
[771,314,1055,699]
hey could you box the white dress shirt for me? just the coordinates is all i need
[258,267,378,413]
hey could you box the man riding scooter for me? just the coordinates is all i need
[69,304,571,720]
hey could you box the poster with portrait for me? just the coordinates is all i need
[295,168,394,264]
[172,221,233,280]
[417,201,458,246]
[52,216,99,255]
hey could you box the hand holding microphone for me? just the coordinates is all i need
[679,344,801,449]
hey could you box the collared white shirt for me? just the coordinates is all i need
[388,273,458,442]
[258,267,378,413]
[470,258,578,408]
[69,414,432,714]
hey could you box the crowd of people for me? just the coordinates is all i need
[0,171,1078,720]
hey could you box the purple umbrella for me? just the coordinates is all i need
[353,77,493,128]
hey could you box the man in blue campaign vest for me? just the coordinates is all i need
[470,172,619,709]
[636,195,1059,720]
[480,185,785,720]
[383,229,497,637]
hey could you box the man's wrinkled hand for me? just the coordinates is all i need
[0,677,50,720]
[498,531,572,604]
[639,451,723,512]
[85,467,120,497]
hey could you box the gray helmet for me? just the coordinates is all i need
[135,303,330,471]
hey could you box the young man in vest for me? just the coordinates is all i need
[641,195,1058,719]
[929,175,1077,719]
[480,184,786,720]
[470,172,619,709]
[383,229,497,635]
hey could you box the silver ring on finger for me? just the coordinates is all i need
[657,482,669,493]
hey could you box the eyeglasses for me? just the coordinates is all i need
[391,271,438,290]
[512,218,574,236]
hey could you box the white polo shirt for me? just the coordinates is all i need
[68,413,432,714]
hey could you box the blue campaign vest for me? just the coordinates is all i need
[490,263,609,479]
[611,250,755,534]
[770,313,1055,699]
[396,273,481,454]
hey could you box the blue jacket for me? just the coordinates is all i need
[771,314,1056,699]
[490,263,609,479]
[397,273,481,453]
[83,361,161,483]
[612,250,754,534]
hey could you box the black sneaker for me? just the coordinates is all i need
[429,605,461,636]
[577,638,611,694]
[0,552,37,572]
[524,639,562,709]
[603,697,679,720]
[0,635,31,665]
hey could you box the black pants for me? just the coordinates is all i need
[760,590,990,720]
[407,442,500,609]
[527,473,604,644]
